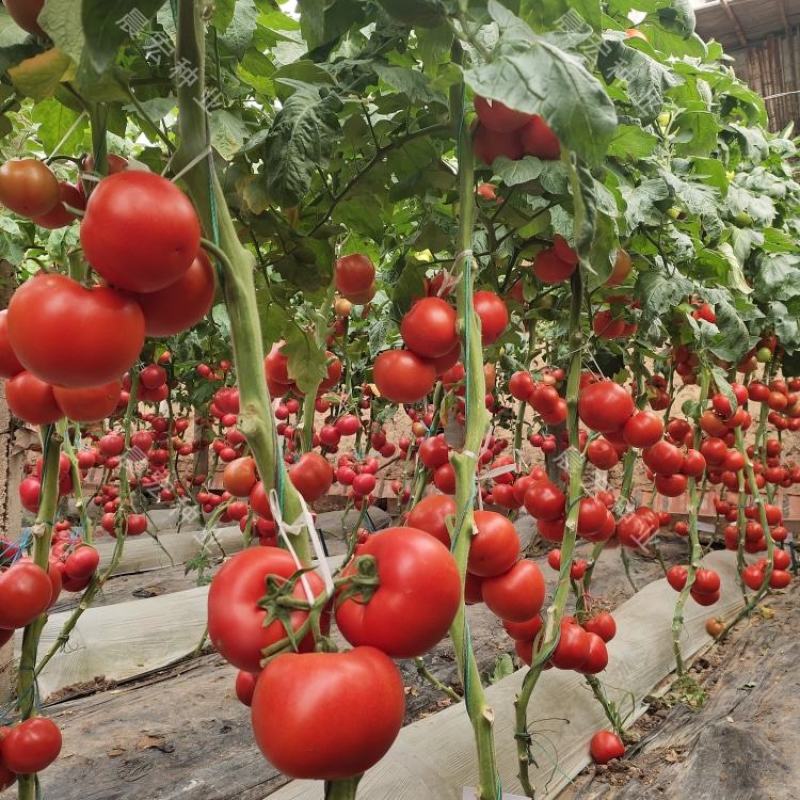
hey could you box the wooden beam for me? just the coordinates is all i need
[779,0,791,34]
[720,0,748,48]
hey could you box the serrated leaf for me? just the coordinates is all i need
[209,110,250,159]
[220,0,257,58]
[31,98,87,154]
[709,299,748,362]
[373,64,444,105]
[620,178,669,227]
[82,0,167,72]
[492,155,544,186]
[262,82,341,207]
[40,0,84,63]
[283,325,329,395]
[211,0,237,32]
[607,125,659,160]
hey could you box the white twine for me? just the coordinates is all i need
[48,110,88,161]
[478,462,517,482]
[268,488,335,599]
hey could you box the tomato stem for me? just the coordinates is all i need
[175,0,310,565]
[324,775,362,800]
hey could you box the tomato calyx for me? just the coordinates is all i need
[334,554,381,606]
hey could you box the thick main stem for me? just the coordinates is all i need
[670,368,710,675]
[17,427,62,800]
[445,71,501,800]
[175,0,309,564]
[515,271,584,797]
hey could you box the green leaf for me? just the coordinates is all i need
[464,1,617,165]
[31,98,88,154]
[715,242,751,295]
[657,0,695,37]
[8,48,71,99]
[211,0,237,32]
[262,81,342,207]
[82,0,167,72]
[709,299,748,362]
[283,325,329,395]
[40,0,85,63]
[768,302,800,354]
[754,254,800,302]
[607,125,659,160]
[492,155,544,186]
[489,653,515,684]
[373,64,445,105]
[620,178,669,227]
[220,0,258,58]
[209,110,250,160]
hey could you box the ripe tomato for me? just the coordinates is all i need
[586,438,620,470]
[0,159,59,217]
[335,527,461,657]
[551,619,590,670]
[533,246,575,284]
[62,545,100,581]
[223,457,257,497]
[666,564,688,591]
[8,273,145,388]
[418,435,450,469]
[207,547,326,672]
[0,717,61,774]
[622,411,664,448]
[654,473,687,497]
[584,612,616,643]
[520,115,560,159]
[578,381,634,433]
[0,562,52,629]
[643,440,684,475]
[288,452,333,502]
[580,632,608,674]
[251,646,404,780]
[481,559,545,622]
[52,380,121,422]
[373,349,436,403]
[578,496,607,535]
[474,97,530,132]
[4,0,45,35]
[6,371,62,425]
[335,254,376,301]
[472,124,524,164]
[0,310,23,379]
[235,670,257,707]
[590,730,625,764]
[80,171,201,293]
[524,481,565,521]
[468,510,520,577]
[32,181,85,229]
[503,614,542,642]
[473,290,508,345]
[401,297,457,358]
[134,251,215,336]
[405,494,456,547]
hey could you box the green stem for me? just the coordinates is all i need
[670,367,710,675]
[445,65,501,800]
[324,776,362,800]
[16,427,62,800]
[175,0,309,564]
[515,270,584,797]
[415,657,462,702]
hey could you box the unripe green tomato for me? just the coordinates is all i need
[734,212,753,226]
[667,206,682,220]
[756,347,773,363]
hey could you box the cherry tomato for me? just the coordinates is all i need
[590,730,625,764]
[288,452,333,502]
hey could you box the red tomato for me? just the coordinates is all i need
[606,249,632,286]
[551,619,590,670]
[235,670,258,706]
[418,435,450,469]
[468,510,520,577]
[134,251,216,336]
[472,124,524,164]
[373,350,436,404]
[473,290,509,345]
[654,473,688,497]
[336,527,461,657]
[643,440,684,475]
[401,297,458,359]
[586,438,620,470]
[481,559,546,622]
[80,171,201,293]
[3,0,45,35]
[52,380,121,422]
[5,371,62,425]
[503,614,542,642]
[0,717,61,774]
[578,381,634,433]
[251,647,404,780]
[405,494,456,547]
[335,253,376,302]
[519,115,560,159]
[0,562,52,629]
[18,476,41,514]
[0,310,23,379]
[584,612,616,643]
[590,730,625,764]
[474,97,531,132]
[0,159,59,217]
[524,481,565,521]
[62,546,100,581]
[577,496,607,535]
[8,273,145,388]
[666,564,688,591]
[223,457,257,498]
[533,246,575,284]
[207,547,326,672]
[622,411,664,448]
[580,632,608,674]
[32,181,85,229]
[288,452,333,502]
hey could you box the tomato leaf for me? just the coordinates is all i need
[283,324,329,395]
[82,0,167,72]
[39,0,85,64]
[8,48,71,100]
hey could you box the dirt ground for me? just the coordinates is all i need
[563,585,799,800]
